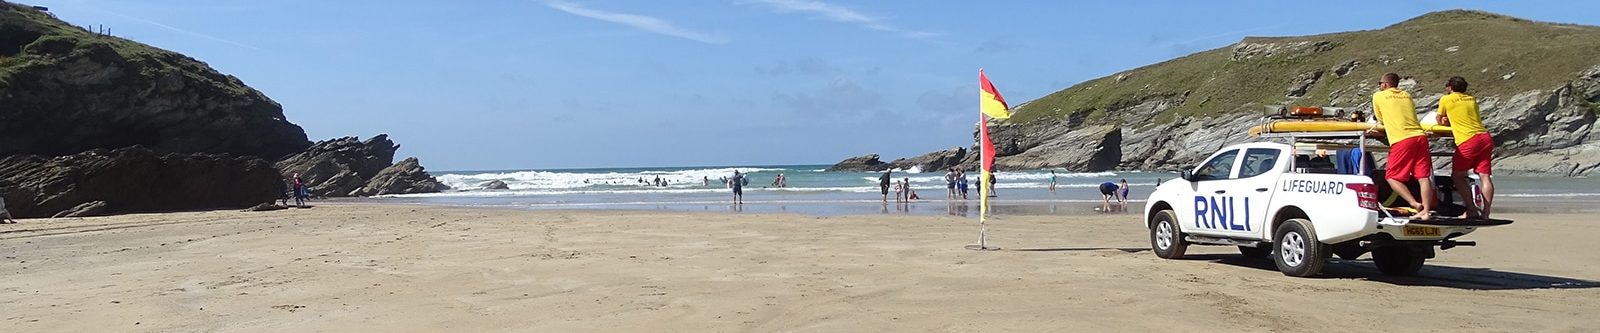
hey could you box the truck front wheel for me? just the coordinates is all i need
[1273,219,1327,277]
[1150,210,1188,259]
[1372,246,1427,276]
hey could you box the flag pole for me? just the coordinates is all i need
[979,115,989,250]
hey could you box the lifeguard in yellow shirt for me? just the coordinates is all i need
[1436,76,1494,218]
[1369,73,1435,220]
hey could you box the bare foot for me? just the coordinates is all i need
[1411,212,1433,220]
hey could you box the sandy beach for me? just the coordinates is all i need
[2,203,1597,332]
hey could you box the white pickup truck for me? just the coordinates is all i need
[1142,140,1512,277]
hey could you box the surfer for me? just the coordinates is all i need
[1368,73,1435,220]
[1437,76,1495,218]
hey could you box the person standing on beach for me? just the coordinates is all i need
[730,170,745,204]
[1118,179,1131,203]
[1369,72,1435,220]
[1438,76,1496,218]
[957,171,970,200]
[893,179,905,203]
[1049,170,1058,192]
[944,168,958,199]
[292,173,307,208]
[879,170,892,203]
[0,191,17,224]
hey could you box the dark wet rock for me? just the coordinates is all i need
[274,135,397,197]
[51,200,107,218]
[0,147,282,218]
[827,154,890,172]
[353,157,448,196]
[480,180,510,190]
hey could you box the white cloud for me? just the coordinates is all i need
[743,0,937,40]
[546,1,728,44]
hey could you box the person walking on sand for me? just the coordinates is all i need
[1118,178,1131,203]
[730,170,745,204]
[944,168,958,199]
[1369,72,1435,220]
[1438,76,1496,218]
[1049,170,1058,192]
[879,170,892,203]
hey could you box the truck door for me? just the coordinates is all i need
[1225,148,1283,238]
[1185,149,1240,236]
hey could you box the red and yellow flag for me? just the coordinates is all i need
[979,70,1010,120]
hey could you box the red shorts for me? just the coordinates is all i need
[1385,136,1432,182]
[1452,133,1494,174]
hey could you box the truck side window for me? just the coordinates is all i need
[1238,148,1281,178]
[1193,149,1239,181]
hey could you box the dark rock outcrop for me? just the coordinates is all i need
[353,157,449,196]
[480,180,510,190]
[887,147,969,172]
[51,200,106,218]
[274,135,398,197]
[0,146,282,218]
[827,154,889,172]
[274,135,445,196]
[0,3,309,158]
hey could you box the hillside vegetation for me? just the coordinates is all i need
[1013,10,1600,126]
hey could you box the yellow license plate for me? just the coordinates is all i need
[1403,226,1441,237]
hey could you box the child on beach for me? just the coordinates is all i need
[1049,170,1057,192]
[1118,179,1130,203]
[905,178,919,200]
[893,179,905,203]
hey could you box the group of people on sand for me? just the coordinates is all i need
[281,173,310,208]
[1368,73,1495,220]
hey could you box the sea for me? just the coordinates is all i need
[370,165,1600,217]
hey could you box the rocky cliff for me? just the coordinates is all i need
[850,10,1600,177]
[275,135,446,197]
[0,2,309,158]
[0,2,444,217]
[0,147,282,218]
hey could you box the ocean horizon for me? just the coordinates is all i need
[366,164,1600,216]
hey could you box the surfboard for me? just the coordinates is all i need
[1248,120,1454,137]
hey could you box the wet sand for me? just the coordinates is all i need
[2,203,1596,332]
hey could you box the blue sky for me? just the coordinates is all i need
[25,0,1600,170]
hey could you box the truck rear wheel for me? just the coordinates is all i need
[1372,246,1427,276]
[1150,210,1188,259]
[1272,218,1326,277]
